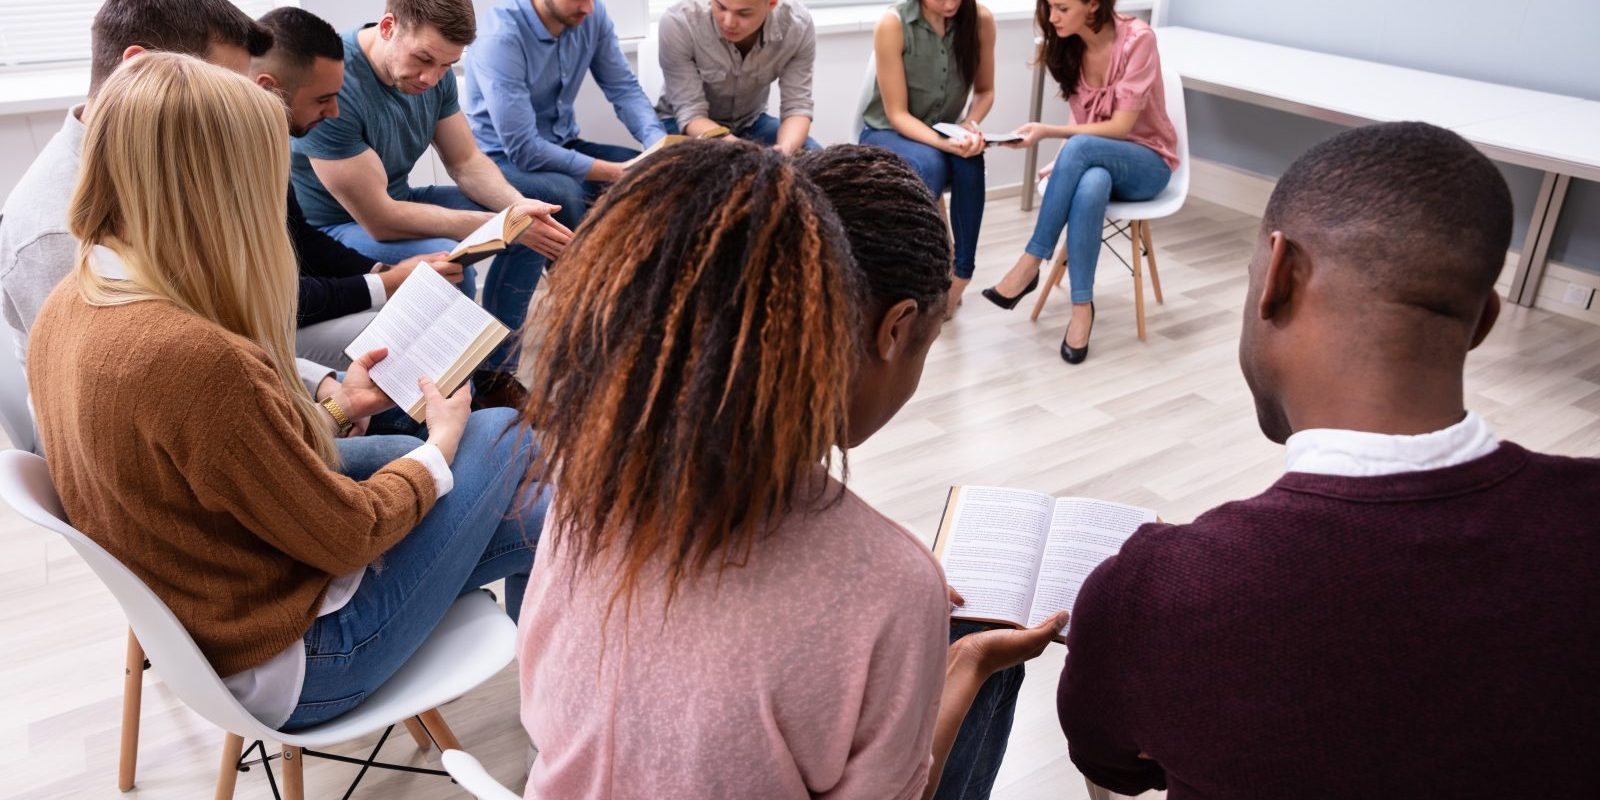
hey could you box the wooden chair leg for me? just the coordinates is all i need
[281,745,304,800]
[1030,246,1069,322]
[119,629,144,792]
[213,733,244,800]
[1131,221,1147,341]
[404,717,434,751]
[417,708,464,751]
[1141,220,1164,304]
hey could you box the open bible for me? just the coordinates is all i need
[448,207,533,266]
[933,486,1157,642]
[344,264,510,422]
[932,122,1024,145]
[623,126,732,167]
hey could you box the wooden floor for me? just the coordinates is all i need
[4,197,1599,799]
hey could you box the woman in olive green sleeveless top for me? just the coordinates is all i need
[860,0,996,314]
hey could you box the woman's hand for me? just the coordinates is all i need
[334,348,396,419]
[939,133,986,159]
[950,611,1069,676]
[419,376,472,464]
[1010,121,1053,148]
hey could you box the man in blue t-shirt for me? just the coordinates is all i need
[291,0,571,399]
[462,0,667,228]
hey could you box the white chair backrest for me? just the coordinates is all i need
[0,449,278,740]
[634,34,664,108]
[850,52,878,138]
[1160,51,1191,202]
[442,749,522,800]
[0,339,36,453]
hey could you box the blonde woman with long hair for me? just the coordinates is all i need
[28,52,547,731]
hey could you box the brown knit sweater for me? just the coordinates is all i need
[28,284,438,677]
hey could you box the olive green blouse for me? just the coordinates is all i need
[862,0,972,131]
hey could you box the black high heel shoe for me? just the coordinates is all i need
[980,272,1041,310]
[1060,302,1095,364]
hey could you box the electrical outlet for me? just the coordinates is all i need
[1561,283,1594,309]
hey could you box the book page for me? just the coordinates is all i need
[931,122,1022,144]
[937,486,1056,627]
[1025,498,1157,630]
[450,208,510,258]
[344,265,505,418]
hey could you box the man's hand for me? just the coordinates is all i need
[379,251,457,295]
[586,160,627,183]
[949,611,1068,676]
[510,199,574,260]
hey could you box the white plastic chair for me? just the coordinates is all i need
[635,33,664,109]
[443,749,522,800]
[0,341,35,453]
[851,52,878,139]
[1030,51,1190,340]
[0,449,516,798]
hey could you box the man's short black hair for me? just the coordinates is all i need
[90,0,272,95]
[256,7,344,74]
[1262,121,1513,324]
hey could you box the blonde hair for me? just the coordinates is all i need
[70,52,337,463]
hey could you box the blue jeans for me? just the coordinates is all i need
[1025,136,1172,303]
[280,408,546,731]
[934,621,1026,800]
[859,127,985,279]
[660,114,822,151]
[320,185,541,373]
[491,138,643,233]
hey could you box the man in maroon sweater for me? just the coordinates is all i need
[1057,122,1600,798]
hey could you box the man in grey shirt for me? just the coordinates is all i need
[655,0,818,153]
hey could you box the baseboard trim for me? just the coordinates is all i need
[1190,156,1600,325]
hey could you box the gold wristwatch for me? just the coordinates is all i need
[320,396,355,436]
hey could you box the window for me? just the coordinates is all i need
[647,0,872,23]
[0,0,281,69]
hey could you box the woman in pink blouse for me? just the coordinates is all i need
[982,0,1179,364]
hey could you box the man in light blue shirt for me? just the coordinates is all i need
[464,0,667,228]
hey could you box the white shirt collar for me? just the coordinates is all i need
[88,244,129,279]
[1284,411,1499,478]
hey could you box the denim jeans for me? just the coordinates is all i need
[319,185,542,373]
[933,621,1026,800]
[491,138,642,232]
[659,113,822,151]
[859,127,985,280]
[1025,135,1171,304]
[280,408,546,731]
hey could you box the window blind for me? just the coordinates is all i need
[0,0,280,69]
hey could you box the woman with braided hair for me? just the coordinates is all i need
[514,141,1065,799]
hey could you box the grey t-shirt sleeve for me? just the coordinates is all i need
[437,68,461,120]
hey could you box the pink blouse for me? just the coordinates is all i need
[517,483,951,799]
[1068,16,1180,170]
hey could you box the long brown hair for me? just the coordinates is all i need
[949,0,982,88]
[1036,0,1116,100]
[520,140,860,605]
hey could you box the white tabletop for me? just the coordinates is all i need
[1155,26,1596,175]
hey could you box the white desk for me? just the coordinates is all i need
[1148,26,1600,306]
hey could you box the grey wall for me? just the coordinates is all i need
[1165,0,1600,271]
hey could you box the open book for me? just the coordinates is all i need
[448,207,533,266]
[933,486,1157,642]
[344,264,511,422]
[933,122,1024,145]
[624,126,732,167]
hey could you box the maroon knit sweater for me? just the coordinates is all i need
[1057,442,1600,799]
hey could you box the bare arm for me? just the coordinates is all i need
[434,111,527,211]
[309,149,492,242]
[960,7,997,127]
[775,116,813,154]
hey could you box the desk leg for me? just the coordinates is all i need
[1022,57,1046,212]
[1508,171,1570,307]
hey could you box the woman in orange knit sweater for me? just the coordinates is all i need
[26,53,548,732]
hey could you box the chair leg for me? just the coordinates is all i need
[1141,220,1164,304]
[119,629,143,792]
[403,717,433,751]
[281,745,304,800]
[213,733,244,800]
[1030,246,1069,322]
[418,708,465,751]
[1131,221,1147,341]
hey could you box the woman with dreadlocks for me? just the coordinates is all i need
[514,141,1065,799]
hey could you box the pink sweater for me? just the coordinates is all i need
[517,483,950,799]
[1069,16,1180,170]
